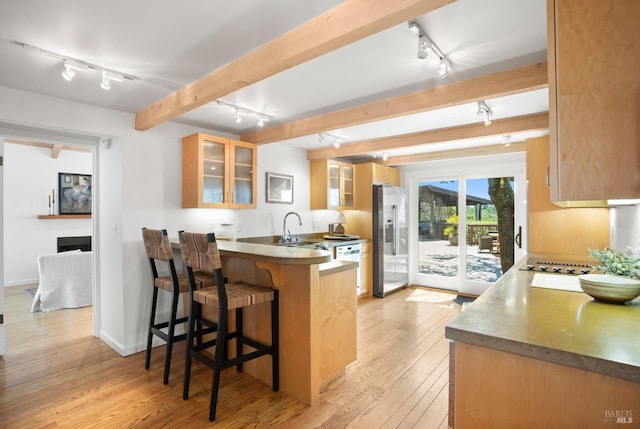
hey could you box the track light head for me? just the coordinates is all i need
[382,152,389,161]
[234,109,242,123]
[438,59,450,78]
[476,101,492,126]
[408,21,420,35]
[61,63,76,82]
[100,71,111,90]
[417,35,429,59]
[503,135,512,147]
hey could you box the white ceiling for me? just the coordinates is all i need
[0,0,549,162]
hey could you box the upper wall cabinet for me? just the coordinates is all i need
[182,133,257,209]
[310,159,355,210]
[547,0,640,205]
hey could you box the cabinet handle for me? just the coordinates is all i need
[546,166,550,188]
[515,226,522,249]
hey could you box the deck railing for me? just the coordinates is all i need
[466,223,498,245]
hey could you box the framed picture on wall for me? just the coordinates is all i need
[266,172,293,204]
[58,173,92,214]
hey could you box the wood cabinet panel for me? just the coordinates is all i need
[359,242,372,298]
[346,162,400,241]
[451,341,640,428]
[548,0,640,203]
[526,136,609,257]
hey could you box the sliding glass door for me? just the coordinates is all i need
[408,155,526,295]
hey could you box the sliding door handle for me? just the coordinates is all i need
[515,226,522,249]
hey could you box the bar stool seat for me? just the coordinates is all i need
[141,228,215,385]
[193,281,275,309]
[179,231,279,422]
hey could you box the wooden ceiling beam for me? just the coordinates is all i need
[381,141,527,165]
[242,61,548,144]
[306,113,548,160]
[4,138,92,158]
[51,144,64,159]
[134,0,456,131]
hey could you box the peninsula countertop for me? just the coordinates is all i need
[171,239,332,265]
[445,257,640,383]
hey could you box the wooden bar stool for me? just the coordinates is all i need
[141,228,215,385]
[178,231,279,422]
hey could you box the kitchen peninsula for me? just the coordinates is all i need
[172,239,358,406]
[445,259,640,428]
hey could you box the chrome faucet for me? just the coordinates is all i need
[281,211,302,242]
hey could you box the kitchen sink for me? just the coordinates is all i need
[281,241,316,247]
[276,241,321,249]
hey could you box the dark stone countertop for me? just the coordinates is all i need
[445,256,640,383]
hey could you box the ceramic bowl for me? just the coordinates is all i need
[578,274,640,304]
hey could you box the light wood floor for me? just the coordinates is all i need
[0,285,464,428]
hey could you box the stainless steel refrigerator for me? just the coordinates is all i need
[373,184,408,297]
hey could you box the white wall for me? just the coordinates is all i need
[0,85,331,356]
[3,143,92,286]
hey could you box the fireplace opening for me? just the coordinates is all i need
[57,236,92,252]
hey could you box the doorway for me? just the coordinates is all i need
[407,154,527,295]
[0,130,99,354]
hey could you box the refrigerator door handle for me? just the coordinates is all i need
[392,204,397,255]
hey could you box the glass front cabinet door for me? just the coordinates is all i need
[310,159,356,210]
[182,133,256,209]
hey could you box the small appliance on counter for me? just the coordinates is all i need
[332,211,347,235]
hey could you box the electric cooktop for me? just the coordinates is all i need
[519,258,594,275]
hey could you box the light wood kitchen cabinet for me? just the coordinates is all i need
[526,136,609,257]
[310,159,355,210]
[346,162,400,240]
[359,242,372,298]
[547,0,640,204]
[182,133,256,209]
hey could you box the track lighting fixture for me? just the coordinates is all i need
[61,62,76,82]
[382,152,389,161]
[503,135,512,147]
[318,132,343,148]
[16,42,137,90]
[407,21,452,78]
[215,100,273,127]
[476,101,492,126]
